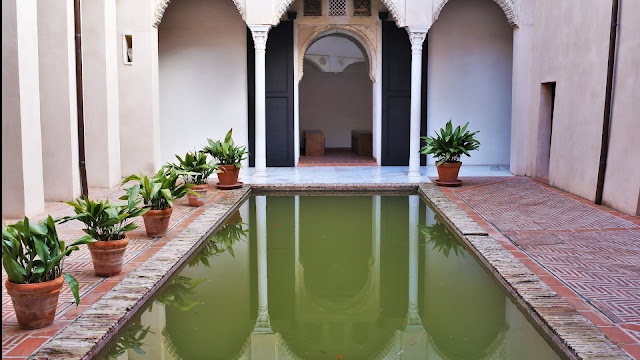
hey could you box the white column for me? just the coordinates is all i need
[2,0,46,217]
[407,28,428,177]
[37,0,81,201]
[254,195,272,333]
[82,0,121,188]
[249,25,271,177]
[406,195,423,331]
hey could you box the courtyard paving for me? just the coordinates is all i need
[1,166,638,359]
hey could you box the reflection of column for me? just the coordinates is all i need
[248,25,270,178]
[407,195,423,331]
[294,195,300,314]
[254,196,272,333]
[407,28,428,177]
[425,205,436,226]
[373,196,381,306]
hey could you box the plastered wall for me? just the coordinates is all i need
[426,0,513,166]
[158,0,249,166]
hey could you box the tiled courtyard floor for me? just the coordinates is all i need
[1,182,226,359]
[2,169,639,359]
[298,149,377,166]
[437,176,640,359]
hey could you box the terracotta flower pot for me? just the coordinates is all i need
[188,184,209,207]
[216,165,240,186]
[436,161,462,183]
[5,276,64,329]
[88,237,130,276]
[142,208,173,237]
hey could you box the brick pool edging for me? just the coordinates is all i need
[25,182,630,359]
[417,183,631,360]
[28,186,251,360]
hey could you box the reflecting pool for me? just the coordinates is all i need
[98,195,561,360]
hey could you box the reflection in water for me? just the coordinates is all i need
[100,196,561,360]
[419,217,465,258]
[105,323,152,359]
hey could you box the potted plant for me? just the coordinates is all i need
[166,151,219,207]
[121,168,195,237]
[59,195,148,276]
[202,129,249,188]
[420,120,480,186]
[2,216,95,329]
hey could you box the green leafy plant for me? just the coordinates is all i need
[154,275,205,311]
[106,323,153,358]
[420,120,480,165]
[2,216,96,304]
[166,151,219,185]
[120,168,195,210]
[59,196,148,241]
[202,129,249,167]
[419,221,465,258]
[188,237,227,268]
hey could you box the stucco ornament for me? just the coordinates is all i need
[249,25,270,51]
[300,25,377,82]
[153,0,247,27]
[408,30,427,54]
[433,0,519,26]
[272,0,404,26]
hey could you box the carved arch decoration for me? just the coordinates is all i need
[299,25,377,82]
[272,0,403,26]
[433,0,519,27]
[153,0,247,27]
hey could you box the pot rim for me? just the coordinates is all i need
[89,236,130,247]
[5,274,64,292]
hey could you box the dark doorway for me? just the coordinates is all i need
[381,21,427,166]
[536,82,556,179]
[247,22,295,167]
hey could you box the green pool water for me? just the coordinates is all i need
[98,195,562,360]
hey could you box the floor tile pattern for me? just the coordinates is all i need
[440,176,640,359]
[298,150,377,166]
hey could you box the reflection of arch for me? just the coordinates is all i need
[426,325,510,360]
[433,0,519,26]
[153,0,247,27]
[300,26,376,82]
[272,0,403,25]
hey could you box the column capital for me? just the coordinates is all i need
[248,24,271,51]
[405,303,425,332]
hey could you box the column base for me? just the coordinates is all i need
[254,168,269,178]
[407,169,422,177]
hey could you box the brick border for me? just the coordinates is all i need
[27,182,631,359]
[28,186,251,359]
[417,184,631,359]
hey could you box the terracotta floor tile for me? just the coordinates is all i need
[598,326,638,345]
[4,337,49,357]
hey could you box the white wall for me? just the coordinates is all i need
[300,72,373,148]
[427,0,513,166]
[117,0,162,176]
[158,0,248,166]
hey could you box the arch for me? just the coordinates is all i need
[272,0,403,26]
[433,0,519,27]
[153,0,247,27]
[300,25,377,82]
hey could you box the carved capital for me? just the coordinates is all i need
[249,25,271,51]
[253,308,273,333]
[405,303,425,331]
[407,28,427,54]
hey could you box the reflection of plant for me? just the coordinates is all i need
[188,213,248,268]
[419,221,464,258]
[106,323,153,358]
[155,276,204,311]
[212,216,248,258]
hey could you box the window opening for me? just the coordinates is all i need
[328,0,347,16]
[353,0,371,16]
[304,0,322,16]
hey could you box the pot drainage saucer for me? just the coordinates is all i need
[433,179,462,187]
[216,181,244,190]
